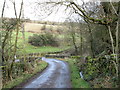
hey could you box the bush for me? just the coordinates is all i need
[41,25,46,30]
[28,33,59,47]
[79,55,117,86]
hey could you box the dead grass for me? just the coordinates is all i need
[24,22,64,33]
[90,76,114,88]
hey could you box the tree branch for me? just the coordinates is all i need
[1,0,6,18]
[70,1,108,25]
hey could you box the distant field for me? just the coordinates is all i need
[2,21,68,54]
[24,22,64,33]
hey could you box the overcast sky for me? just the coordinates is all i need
[0,0,119,22]
[0,0,65,22]
[0,0,89,22]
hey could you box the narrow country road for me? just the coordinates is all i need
[23,57,71,88]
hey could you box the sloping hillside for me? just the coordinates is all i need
[24,22,64,34]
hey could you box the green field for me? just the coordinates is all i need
[13,31,69,54]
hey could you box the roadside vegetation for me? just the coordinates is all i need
[63,58,91,88]
[3,60,48,88]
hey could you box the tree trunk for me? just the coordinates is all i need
[80,28,83,56]
[71,33,78,55]
[107,25,119,78]
[1,0,6,88]
[87,22,95,57]
[115,1,120,82]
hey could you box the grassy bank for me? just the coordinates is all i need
[63,58,91,88]
[24,45,68,54]
[2,60,48,89]
[17,44,69,55]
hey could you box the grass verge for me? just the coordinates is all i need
[63,58,91,88]
[2,60,48,89]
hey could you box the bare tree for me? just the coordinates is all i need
[1,0,24,81]
[9,0,24,80]
[0,0,6,88]
[68,20,78,54]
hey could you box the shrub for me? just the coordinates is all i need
[28,33,59,47]
[41,25,46,30]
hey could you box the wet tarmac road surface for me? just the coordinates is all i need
[23,57,71,88]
